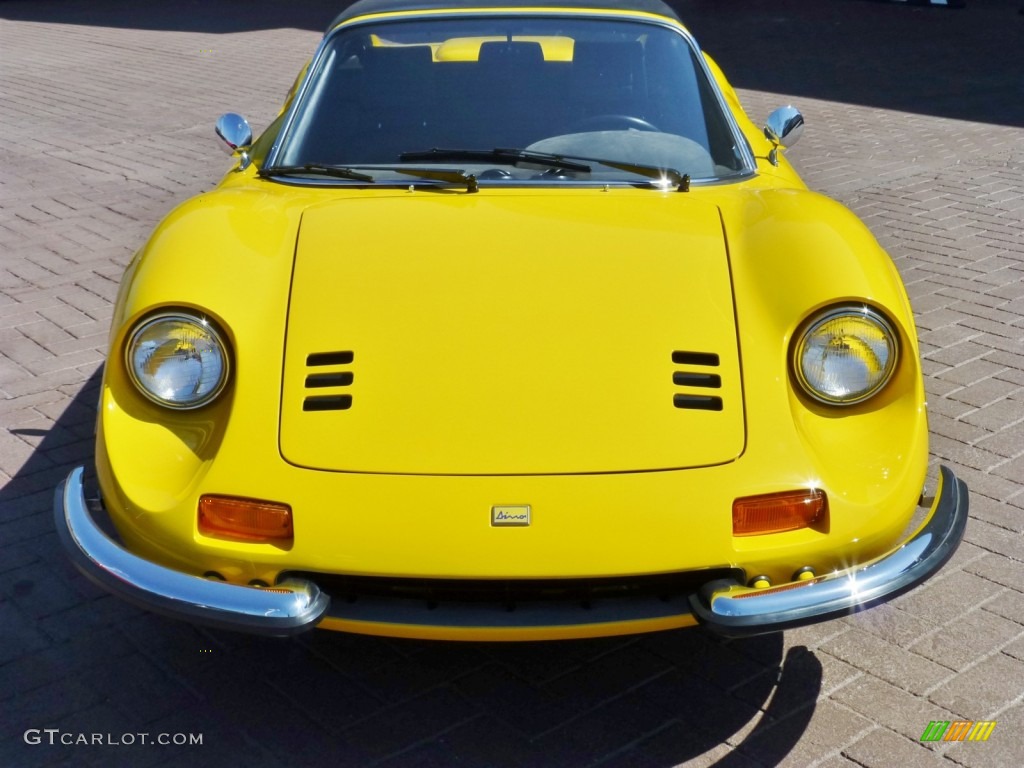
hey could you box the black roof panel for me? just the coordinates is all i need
[328,0,681,32]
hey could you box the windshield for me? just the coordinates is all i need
[271,15,750,184]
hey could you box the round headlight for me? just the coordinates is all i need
[126,313,229,409]
[793,306,898,405]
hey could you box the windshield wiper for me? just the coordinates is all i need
[399,148,689,191]
[258,164,374,182]
[540,153,689,190]
[394,167,479,193]
[400,148,591,173]
[262,162,481,193]
[582,158,690,191]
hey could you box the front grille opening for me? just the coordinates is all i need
[283,569,744,613]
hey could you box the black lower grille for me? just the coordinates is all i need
[283,569,743,611]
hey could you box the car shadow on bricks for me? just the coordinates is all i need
[1,366,824,767]
[0,0,344,33]
[2,0,1022,127]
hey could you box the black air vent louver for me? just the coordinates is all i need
[303,351,353,411]
[672,350,723,411]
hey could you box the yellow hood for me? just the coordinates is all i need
[279,191,744,474]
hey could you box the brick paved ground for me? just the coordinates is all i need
[1,1,1022,766]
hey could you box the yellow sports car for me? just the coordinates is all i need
[56,0,968,640]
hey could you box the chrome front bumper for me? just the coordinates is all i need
[689,465,969,637]
[54,464,967,639]
[54,467,329,636]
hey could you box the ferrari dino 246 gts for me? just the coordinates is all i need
[56,0,968,640]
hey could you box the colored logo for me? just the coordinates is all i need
[920,720,996,742]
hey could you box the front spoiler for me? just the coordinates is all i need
[54,467,329,636]
[689,465,969,637]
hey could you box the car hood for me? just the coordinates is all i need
[279,192,744,474]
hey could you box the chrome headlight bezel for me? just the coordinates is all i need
[124,311,230,410]
[792,304,899,406]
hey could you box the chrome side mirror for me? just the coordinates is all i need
[215,113,253,170]
[763,106,804,167]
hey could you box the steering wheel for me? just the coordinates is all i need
[569,114,660,133]
[477,168,513,180]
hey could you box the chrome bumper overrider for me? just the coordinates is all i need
[54,467,329,636]
[689,465,969,637]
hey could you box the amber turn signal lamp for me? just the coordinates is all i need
[198,496,293,542]
[732,489,828,536]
